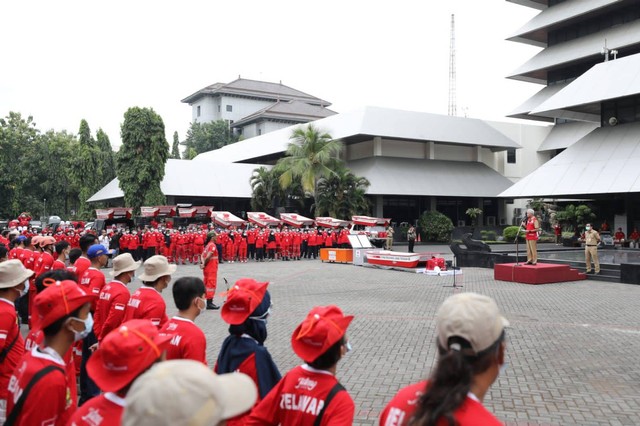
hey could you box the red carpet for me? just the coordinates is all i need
[494,262,586,285]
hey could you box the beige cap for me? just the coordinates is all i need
[138,255,176,282]
[123,359,258,426]
[437,292,509,354]
[0,259,34,289]
[110,253,142,277]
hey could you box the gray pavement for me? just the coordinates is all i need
[136,256,640,426]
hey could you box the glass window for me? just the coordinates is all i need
[196,106,201,117]
[226,105,233,112]
[507,149,516,164]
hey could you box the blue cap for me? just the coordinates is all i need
[87,245,113,259]
[16,235,27,242]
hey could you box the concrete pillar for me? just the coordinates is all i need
[430,197,437,211]
[472,146,481,162]
[375,195,384,217]
[497,198,506,226]
[425,141,435,159]
[373,137,382,157]
[477,197,484,226]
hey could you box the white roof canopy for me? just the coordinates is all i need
[507,82,568,122]
[500,121,640,198]
[537,121,599,152]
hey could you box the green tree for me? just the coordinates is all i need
[182,120,236,156]
[250,167,280,212]
[171,131,181,159]
[556,204,596,231]
[276,124,343,208]
[117,107,169,212]
[72,119,103,218]
[96,128,116,185]
[465,207,483,227]
[314,165,370,217]
[0,112,40,217]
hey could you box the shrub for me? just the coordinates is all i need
[418,211,454,242]
[503,226,524,242]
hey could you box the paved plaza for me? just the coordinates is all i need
[138,251,640,426]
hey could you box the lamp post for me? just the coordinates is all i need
[43,198,47,220]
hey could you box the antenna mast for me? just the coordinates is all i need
[448,14,457,116]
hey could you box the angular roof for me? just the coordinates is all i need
[499,121,640,197]
[87,159,268,202]
[537,121,599,152]
[348,157,515,197]
[507,82,568,122]
[232,100,337,128]
[508,0,625,47]
[181,78,330,106]
[507,0,548,10]
[194,106,521,164]
[507,19,640,83]
[531,52,640,121]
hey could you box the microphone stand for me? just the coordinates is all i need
[514,217,526,265]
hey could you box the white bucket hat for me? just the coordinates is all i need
[110,253,142,277]
[0,259,34,289]
[138,255,176,282]
[123,359,257,426]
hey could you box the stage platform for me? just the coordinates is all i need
[494,262,586,285]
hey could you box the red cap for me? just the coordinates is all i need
[88,319,172,392]
[291,305,354,363]
[221,278,269,325]
[35,280,95,329]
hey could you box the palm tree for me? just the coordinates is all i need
[276,124,343,208]
[314,165,371,218]
[250,167,278,212]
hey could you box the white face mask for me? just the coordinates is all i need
[499,361,509,376]
[15,280,29,298]
[197,297,206,313]
[69,313,93,342]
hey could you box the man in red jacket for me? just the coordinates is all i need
[247,305,355,426]
[94,253,141,342]
[0,260,33,424]
[124,255,175,328]
[6,280,94,426]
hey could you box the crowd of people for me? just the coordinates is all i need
[0,224,511,425]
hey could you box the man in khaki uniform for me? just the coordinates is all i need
[583,223,601,275]
[385,225,394,250]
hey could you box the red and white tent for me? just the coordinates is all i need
[315,217,350,228]
[280,213,314,228]
[95,208,133,220]
[247,212,281,228]
[211,211,246,229]
[178,206,214,218]
[351,215,391,226]
[140,207,159,217]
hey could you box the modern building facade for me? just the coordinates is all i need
[181,78,336,138]
[500,0,640,233]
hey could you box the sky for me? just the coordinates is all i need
[0,1,543,150]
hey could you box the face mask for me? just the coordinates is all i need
[197,297,206,313]
[70,313,93,342]
[15,280,29,298]
[499,361,509,376]
[344,341,352,353]
[249,307,271,324]
[586,227,591,231]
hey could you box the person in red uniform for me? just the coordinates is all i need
[53,240,70,270]
[68,319,171,426]
[216,279,280,425]
[34,236,57,277]
[614,227,626,246]
[201,232,220,310]
[94,253,140,342]
[247,305,355,426]
[124,255,175,328]
[159,277,207,364]
[192,231,205,264]
[0,260,33,423]
[379,292,508,426]
[238,231,248,263]
[6,279,94,426]
[255,230,265,262]
[553,222,562,245]
[73,234,100,283]
[629,228,640,249]
[523,209,540,265]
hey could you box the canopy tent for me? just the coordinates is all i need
[247,212,281,227]
[351,216,391,226]
[315,217,350,228]
[95,208,133,220]
[211,211,246,229]
[141,206,178,218]
[178,206,214,218]
[280,213,314,228]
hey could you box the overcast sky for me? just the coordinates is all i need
[1,1,542,149]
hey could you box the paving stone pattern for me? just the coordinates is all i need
[139,257,640,426]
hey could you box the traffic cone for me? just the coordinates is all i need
[417,233,421,242]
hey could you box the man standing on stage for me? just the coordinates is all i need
[524,209,540,265]
[583,223,601,275]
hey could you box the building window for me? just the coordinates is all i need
[507,149,516,164]
[258,129,262,135]
[218,105,221,112]
[196,106,201,117]
[226,105,233,112]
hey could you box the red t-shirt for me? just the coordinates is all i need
[525,217,539,241]
[379,380,503,426]
[68,392,125,426]
[52,259,66,270]
[34,251,55,277]
[73,257,92,283]
[80,267,106,311]
[20,248,37,270]
[94,280,130,341]
[7,346,75,426]
[124,287,168,328]
[159,316,207,364]
[247,365,354,426]
[0,298,24,401]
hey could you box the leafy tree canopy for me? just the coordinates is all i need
[182,120,237,158]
